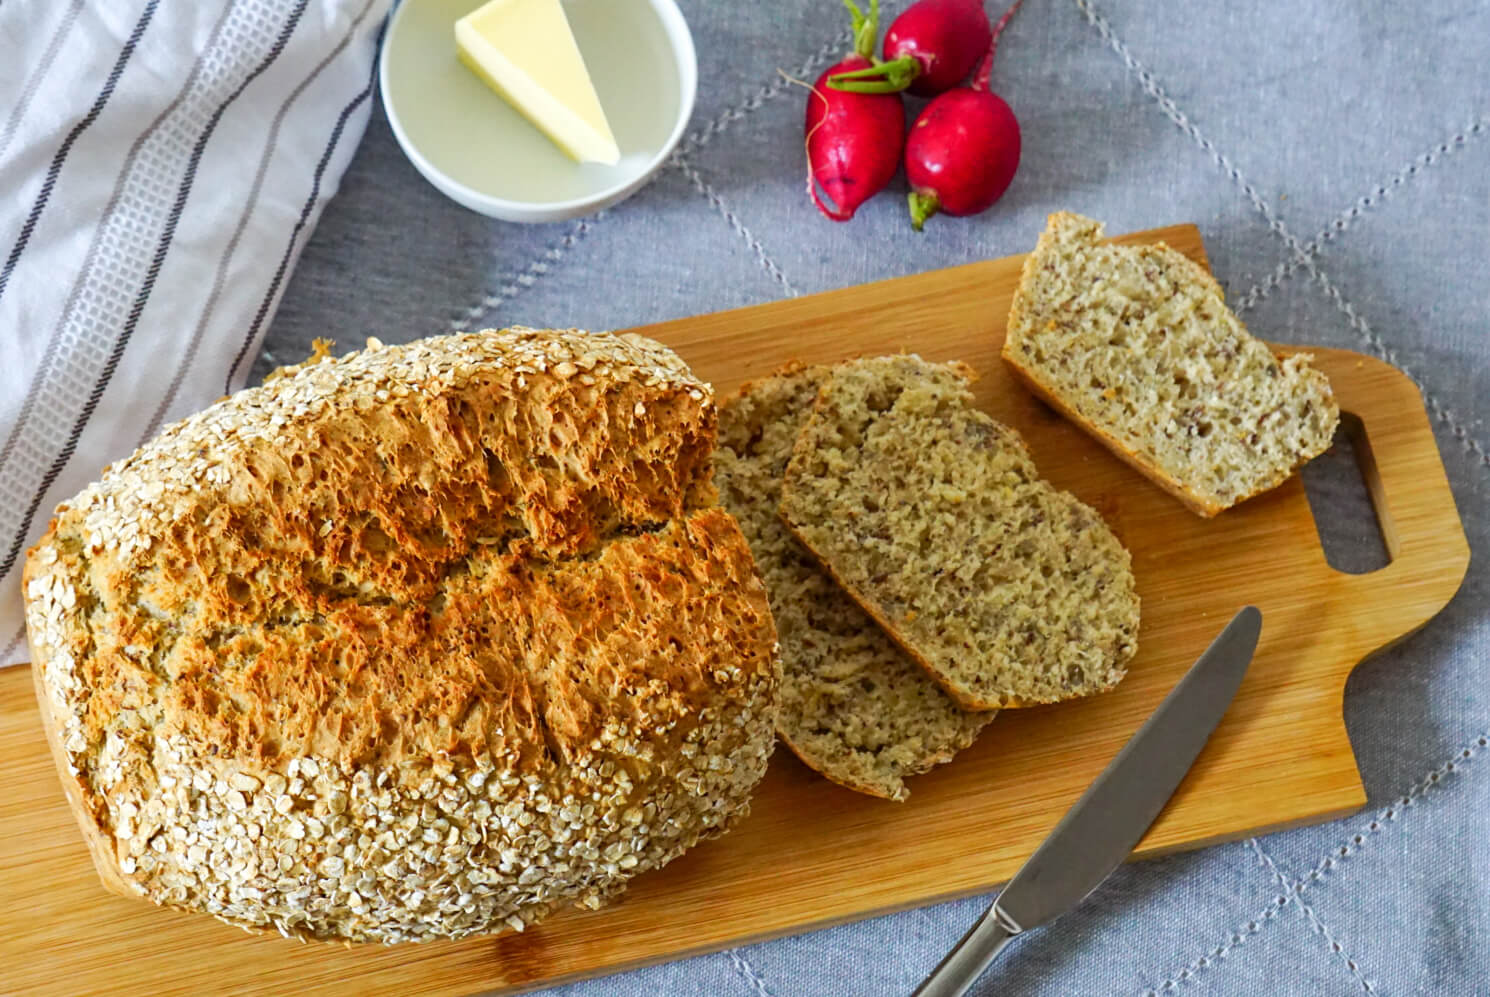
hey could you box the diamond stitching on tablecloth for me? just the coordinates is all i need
[675,152,800,297]
[1075,0,1490,486]
[448,215,602,332]
[1077,5,1489,991]
[1142,730,1490,994]
[724,949,778,997]
[443,15,860,332]
[1302,254,1490,477]
[1236,119,1487,314]
[1072,0,1486,246]
[1296,732,1490,902]
[1249,839,1379,993]
[1073,0,1307,258]
[1138,877,1295,995]
[0,0,304,578]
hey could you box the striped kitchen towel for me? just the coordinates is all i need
[0,0,391,665]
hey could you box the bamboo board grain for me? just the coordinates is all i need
[0,225,1469,996]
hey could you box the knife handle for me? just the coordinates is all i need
[911,902,1022,997]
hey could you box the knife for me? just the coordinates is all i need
[912,606,1263,997]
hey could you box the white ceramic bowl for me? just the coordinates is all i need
[380,0,697,223]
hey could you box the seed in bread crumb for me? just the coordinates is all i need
[1003,212,1339,516]
[779,355,1140,710]
[715,364,993,802]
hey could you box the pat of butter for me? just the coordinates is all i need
[455,0,620,166]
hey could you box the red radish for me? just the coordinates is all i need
[827,0,992,97]
[904,0,1023,230]
[805,0,905,221]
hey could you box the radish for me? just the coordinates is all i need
[827,0,992,97]
[805,0,906,221]
[903,0,1023,230]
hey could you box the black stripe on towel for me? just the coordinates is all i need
[1,623,25,664]
[222,23,384,394]
[0,0,310,584]
[0,0,159,305]
[141,0,380,446]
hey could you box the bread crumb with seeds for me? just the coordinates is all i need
[1003,212,1339,516]
[779,355,1139,710]
[716,364,993,802]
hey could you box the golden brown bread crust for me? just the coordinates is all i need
[28,626,136,899]
[23,327,779,943]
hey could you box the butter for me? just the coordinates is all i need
[455,0,620,166]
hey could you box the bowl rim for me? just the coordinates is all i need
[379,0,698,218]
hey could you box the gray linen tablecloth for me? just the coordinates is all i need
[226,0,1490,992]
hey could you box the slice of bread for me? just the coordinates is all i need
[779,356,1139,711]
[1003,212,1339,517]
[716,364,993,801]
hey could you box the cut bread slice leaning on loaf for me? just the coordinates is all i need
[715,364,994,802]
[23,327,779,943]
[779,356,1139,711]
[1003,212,1339,517]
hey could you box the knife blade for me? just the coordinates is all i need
[913,606,1263,997]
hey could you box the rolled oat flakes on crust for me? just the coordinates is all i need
[24,326,779,943]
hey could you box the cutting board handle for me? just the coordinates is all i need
[1313,350,1469,653]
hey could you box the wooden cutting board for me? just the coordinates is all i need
[0,225,1468,996]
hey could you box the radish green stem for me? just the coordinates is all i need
[908,191,940,231]
[842,0,881,60]
[973,0,1024,91]
[826,53,921,93]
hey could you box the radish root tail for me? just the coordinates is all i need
[782,69,856,222]
[974,0,1024,91]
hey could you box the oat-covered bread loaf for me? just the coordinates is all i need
[715,365,993,802]
[23,328,779,943]
[780,356,1139,710]
[1003,212,1339,516]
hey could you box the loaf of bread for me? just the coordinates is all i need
[23,328,779,943]
[715,365,993,802]
[779,356,1139,710]
[1003,212,1339,516]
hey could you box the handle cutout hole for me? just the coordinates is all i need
[1301,412,1390,574]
